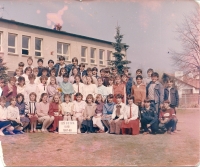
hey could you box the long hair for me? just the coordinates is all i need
[86,94,94,103]
[95,94,103,104]
[39,93,48,102]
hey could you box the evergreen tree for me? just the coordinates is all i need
[0,56,9,82]
[108,26,131,75]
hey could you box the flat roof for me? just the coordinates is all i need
[0,18,129,47]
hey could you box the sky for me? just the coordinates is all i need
[0,0,199,76]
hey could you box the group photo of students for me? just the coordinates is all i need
[0,56,179,136]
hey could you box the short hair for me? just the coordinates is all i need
[127,95,134,101]
[144,98,151,103]
[151,72,159,78]
[97,77,103,82]
[109,77,114,81]
[0,79,5,84]
[107,94,114,99]
[0,96,6,102]
[115,75,121,80]
[164,100,170,104]
[18,76,25,83]
[63,73,69,78]
[29,92,37,101]
[27,57,33,62]
[104,68,110,73]
[42,67,48,73]
[48,59,54,64]
[79,63,85,68]
[24,67,32,74]
[59,56,65,61]
[64,94,71,101]
[75,92,83,98]
[123,68,129,72]
[72,57,78,63]
[9,76,16,82]
[10,97,16,103]
[136,69,142,74]
[28,74,36,80]
[167,78,174,83]
[100,69,105,73]
[39,93,48,102]
[40,76,48,82]
[37,59,43,63]
[92,67,98,72]
[86,94,94,103]
[16,93,24,102]
[15,68,22,72]
[136,75,143,80]
[116,94,124,99]
[50,68,56,74]
[147,68,154,73]
[86,68,92,72]
[33,67,39,72]
[59,67,66,77]
[18,62,24,67]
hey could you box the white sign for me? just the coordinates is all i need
[59,121,77,134]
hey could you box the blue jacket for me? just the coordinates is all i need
[126,77,133,96]
[54,63,68,76]
[78,70,87,78]
[146,81,164,104]
[141,106,158,125]
[164,87,179,107]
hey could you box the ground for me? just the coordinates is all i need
[1,109,199,166]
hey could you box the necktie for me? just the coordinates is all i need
[78,83,79,93]
[129,105,132,118]
[43,84,45,91]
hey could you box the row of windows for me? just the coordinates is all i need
[0,32,113,66]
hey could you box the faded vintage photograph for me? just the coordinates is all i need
[0,0,199,166]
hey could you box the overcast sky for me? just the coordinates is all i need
[0,0,199,76]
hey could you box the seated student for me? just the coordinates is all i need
[60,73,74,102]
[3,77,17,107]
[7,97,24,133]
[25,74,37,103]
[61,94,74,121]
[36,76,48,102]
[17,76,26,96]
[48,94,63,133]
[67,57,79,75]
[47,76,60,102]
[73,75,84,98]
[92,67,99,79]
[144,68,154,85]
[54,56,68,77]
[14,68,22,84]
[97,77,108,101]
[56,67,67,86]
[69,67,79,84]
[82,68,98,85]
[109,94,126,135]
[37,59,44,77]
[79,63,87,79]
[16,93,30,131]
[37,93,54,132]
[92,94,105,133]
[141,98,158,135]
[82,94,97,133]
[22,67,32,85]
[101,94,115,133]
[25,92,38,133]
[0,96,14,136]
[103,68,111,87]
[72,93,86,133]
[159,100,177,134]
[107,77,114,95]
[121,96,140,135]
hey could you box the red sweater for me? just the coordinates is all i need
[3,85,17,102]
[48,102,60,116]
[159,108,175,120]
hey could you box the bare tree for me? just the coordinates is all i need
[170,8,200,104]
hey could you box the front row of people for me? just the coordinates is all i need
[0,92,178,136]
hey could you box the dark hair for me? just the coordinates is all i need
[151,72,159,78]
[28,74,36,80]
[136,69,142,74]
[16,93,24,103]
[72,67,79,75]
[108,77,114,81]
[39,93,48,102]
[42,67,48,73]
[116,94,124,99]
[24,67,32,74]
[100,69,105,73]
[63,73,69,78]
[75,93,83,98]
[167,78,174,83]
[59,56,65,61]
[59,67,66,76]
[107,94,114,99]
[127,95,134,101]
[79,63,85,68]
[18,76,25,84]
[136,75,143,80]
[18,62,24,67]
[50,68,56,74]
[144,98,151,103]
[164,100,170,104]
[37,58,43,63]
[39,76,48,82]
[147,68,154,73]
[86,94,94,103]
[29,92,37,101]
[72,57,78,63]
[64,94,71,101]
[92,67,98,72]
[111,67,117,71]
[104,68,110,73]
[87,68,92,72]
[48,59,54,64]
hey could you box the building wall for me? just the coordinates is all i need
[0,21,123,73]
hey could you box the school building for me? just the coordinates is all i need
[0,18,128,75]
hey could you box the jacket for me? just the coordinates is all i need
[126,77,133,96]
[146,81,164,104]
[141,106,158,125]
[164,87,179,107]
[54,63,68,76]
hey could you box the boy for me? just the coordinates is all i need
[23,57,34,71]
[79,63,87,78]
[14,62,24,76]
[144,68,154,85]
[111,67,118,78]
[100,69,105,78]
[14,68,22,83]
[59,73,74,102]
[133,69,143,84]
[67,57,79,75]
[141,98,158,135]
[146,72,164,115]
[103,68,111,87]
[82,68,98,85]
[54,56,68,77]
[37,59,44,77]
[97,77,108,101]
[92,67,99,78]
[47,59,54,76]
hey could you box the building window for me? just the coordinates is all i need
[35,38,42,56]
[99,49,104,65]
[57,42,70,61]
[90,48,96,64]
[22,36,30,55]
[8,33,17,53]
[81,46,87,63]
[182,89,193,95]
[107,51,112,65]
[0,32,2,52]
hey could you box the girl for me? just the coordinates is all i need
[25,74,37,103]
[73,75,84,99]
[48,94,63,133]
[101,94,115,133]
[7,97,24,133]
[33,67,40,85]
[25,92,38,133]
[92,94,105,133]
[83,76,97,101]
[16,93,30,131]
[97,77,108,101]
[3,77,17,107]
[107,77,114,95]
[69,67,79,84]
[37,93,54,132]
[72,93,86,133]
[0,96,14,136]
[47,68,56,84]
[92,67,99,78]
[41,68,50,85]
[22,67,32,85]
[47,76,60,102]
[82,94,96,133]
[56,67,66,86]
[113,75,126,104]
[61,94,74,121]
[17,76,26,96]
[36,76,48,102]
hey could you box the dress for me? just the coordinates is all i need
[61,102,74,121]
[47,84,60,102]
[113,83,125,103]
[25,101,38,122]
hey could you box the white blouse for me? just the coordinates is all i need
[0,106,8,120]
[36,83,47,102]
[61,102,74,116]
[73,82,84,96]
[7,106,20,121]
[17,85,26,96]
[83,84,98,100]
[25,83,38,103]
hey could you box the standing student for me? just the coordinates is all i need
[22,67,32,85]
[103,68,111,87]
[17,76,26,96]
[54,56,68,77]
[0,96,14,135]
[47,68,57,84]
[122,74,133,99]
[144,68,154,85]
[59,73,74,102]
[101,94,115,133]
[61,94,74,121]
[111,67,118,79]
[92,94,105,133]
[67,57,79,75]
[100,69,105,78]
[3,77,17,107]
[146,72,164,114]
[107,77,114,95]
[69,67,79,84]
[48,94,63,133]
[25,74,37,103]
[33,67,40,85]
[47,76,60,102]
[17,62,25,75]
[72,93,86,133]
[37,59,44,77]
[23,57,34,72]
[121,96,140,135]
[133,69,143,84]
[36,76,48,102]
[109,94,126,135]
[47,59,54,76]
[16,93,30,131]
[82,68,98,85]
[97,77,108,101]
[92,67,99,79]
[79,63,87,79]
[82,94,96,133]
[25,92,38,133]
[37,93,54,132]
[56,67,67,86]
[73,75,84,98]
[14,68,22,83]
[113,75,126,104]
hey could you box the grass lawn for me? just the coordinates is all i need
[1,109,199,166]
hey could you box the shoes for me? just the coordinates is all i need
[77,129,81,133]
[143,131,149,135]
